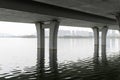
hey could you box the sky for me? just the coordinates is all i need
[0,21,119,36]
[0,21,96,36]
[0,21,36,36]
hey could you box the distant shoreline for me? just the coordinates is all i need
[0,36,119,38]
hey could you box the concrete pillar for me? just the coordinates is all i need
[101,26,108,63]
[116,14,120,31]
[35,22,45,69]
[49,20,60,71]
[92,27,99,62]
[116,14,120,53]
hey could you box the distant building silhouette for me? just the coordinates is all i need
[0,29,118,38]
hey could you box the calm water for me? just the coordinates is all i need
[0,38,120,80]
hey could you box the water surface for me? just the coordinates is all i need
[0,38,119,80]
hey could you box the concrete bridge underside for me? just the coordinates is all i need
[0,0,119,29]
[1,0,120,70]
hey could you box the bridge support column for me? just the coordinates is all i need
[116,14,120,53]
[35,22,45,68]
[115,14,120,31]
[101,26,108,63]
[92,27,99,62]
[49,20,60,71]
[35,20,60,72]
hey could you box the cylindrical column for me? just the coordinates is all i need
[35,22,45,69]
[49,20,59,71]
[116,14,120,52]
[101,26,108,63]
[92,27,99,62]
[116,14,120,31]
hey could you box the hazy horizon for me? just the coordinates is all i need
[0,21,119,36]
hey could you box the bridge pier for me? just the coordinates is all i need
[92,27,99,62]
[35,22,45,68]
[101,26,108,63]
[35,20,59,71]
[116,14,120,31]
[49,20,59,71]
[92,26,108,63]
[115,14,120,53]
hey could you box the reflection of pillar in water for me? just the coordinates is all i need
[101,26,108,63]
[93,58,100,72]
[92,27,99,62]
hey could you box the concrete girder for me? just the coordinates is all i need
[0,0,117,25]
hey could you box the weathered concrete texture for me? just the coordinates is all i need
[101,26,108,62]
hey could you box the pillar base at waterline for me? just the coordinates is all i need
[49,49,58,71]
[37,48,45,68]
[94,45,99,59]
[101,45,107,63]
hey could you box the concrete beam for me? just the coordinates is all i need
[0,0,116,25]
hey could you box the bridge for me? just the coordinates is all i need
[0,0,120,69]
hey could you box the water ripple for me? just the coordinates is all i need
[1,53,120,80]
